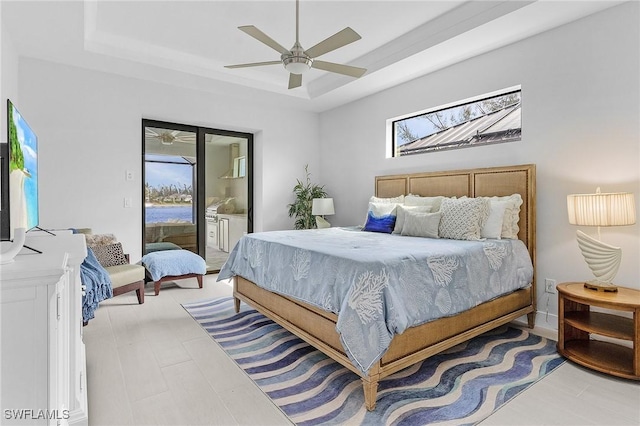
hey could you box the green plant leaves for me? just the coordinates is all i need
[287,165,328,230]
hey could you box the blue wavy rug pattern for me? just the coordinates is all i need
[182,297,564,425]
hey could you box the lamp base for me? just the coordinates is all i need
[584,280,618,292]
[315,216,331,229]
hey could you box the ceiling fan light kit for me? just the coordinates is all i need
[282,42,312,75]
[225,0,366,89]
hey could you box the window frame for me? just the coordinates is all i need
[389,86,521,158]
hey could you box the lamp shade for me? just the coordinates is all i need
[312,198,335,216]
[567,191,635,226]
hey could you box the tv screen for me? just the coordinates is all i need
[1,99,39,240]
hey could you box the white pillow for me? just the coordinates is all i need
[439,197,490,241]
[404,194,446,211]
[401,211,441,238]
[481,200,509,239]
[369,195,405,204]
[393,205,432,234]
[485,194,523,239]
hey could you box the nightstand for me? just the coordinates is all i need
[557,282,640,380]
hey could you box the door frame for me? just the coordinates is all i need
[141,119,253,264]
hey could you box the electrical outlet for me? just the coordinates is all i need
[545,278,557,294]
[125,170,134,181]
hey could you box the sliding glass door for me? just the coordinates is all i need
[142,120,252,272]
[202,131,252,270]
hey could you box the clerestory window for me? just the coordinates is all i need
[390,86,522,157]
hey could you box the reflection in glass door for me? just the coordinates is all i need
[143,124,198,254]
[203,132,251,271]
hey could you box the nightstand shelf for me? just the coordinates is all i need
[557,282,640,381]
[564,311,634,341]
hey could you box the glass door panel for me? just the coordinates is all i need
[203,133,250,271]
[144,125,197,253]
[142,120,252,273]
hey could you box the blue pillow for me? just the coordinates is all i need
[363,203,397,233]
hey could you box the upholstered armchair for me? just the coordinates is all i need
[85,233,145,303]
[79,232,145,324]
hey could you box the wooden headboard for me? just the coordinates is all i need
[375,164,536,264]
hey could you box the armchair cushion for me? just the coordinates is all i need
[104,264,146,288]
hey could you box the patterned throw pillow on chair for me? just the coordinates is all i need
[91,242,128,267]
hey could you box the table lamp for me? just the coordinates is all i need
[312,198,335,229]
[567,188,636,292]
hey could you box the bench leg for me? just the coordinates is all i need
[154,281,161,296]
[197,275,203,289]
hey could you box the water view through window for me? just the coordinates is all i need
[145,159,194,224]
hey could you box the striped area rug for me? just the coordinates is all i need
[182,297,564,425]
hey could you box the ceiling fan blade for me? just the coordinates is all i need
[312,60,366,78]
[288,73,302,89]
[238,25,290,55]
[305,27,361,59]
[225,61,282,69]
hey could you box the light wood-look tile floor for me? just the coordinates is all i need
[85,275,640,425]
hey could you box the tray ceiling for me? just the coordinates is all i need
[1,1,624,112]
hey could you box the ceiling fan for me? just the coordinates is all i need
[225,0,367,89]
[145,128,195,146]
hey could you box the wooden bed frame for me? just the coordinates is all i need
[232,163,536,410]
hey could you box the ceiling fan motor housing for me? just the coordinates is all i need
[282,42,313,74]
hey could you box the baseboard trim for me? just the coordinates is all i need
[511,310,558,341]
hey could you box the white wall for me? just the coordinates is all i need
[319,2,640,331]
[18,59,320,260]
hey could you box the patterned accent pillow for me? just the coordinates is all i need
[439,197,490,240]
[91,242,128,267]
[401,211,441,238]
[363,202,397,233]
[393,205,432,234]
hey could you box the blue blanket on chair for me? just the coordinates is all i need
[80,247,113,322]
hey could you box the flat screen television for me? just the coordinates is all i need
[0,99,39,241]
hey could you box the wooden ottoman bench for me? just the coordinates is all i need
[140,249,207,295]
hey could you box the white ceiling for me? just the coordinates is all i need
[2,1,624,112]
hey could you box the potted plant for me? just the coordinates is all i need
[288,165,328,229]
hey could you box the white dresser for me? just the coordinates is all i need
[0,231,88,425]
